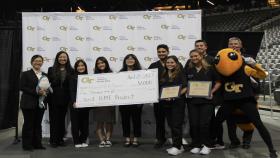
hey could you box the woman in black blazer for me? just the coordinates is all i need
[20,55,48,151]
[47,51,74,147]
[69,60,90,148]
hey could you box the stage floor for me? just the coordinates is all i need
[0,111,279,158]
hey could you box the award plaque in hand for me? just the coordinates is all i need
[160,85,181,99]
[187,81,212,98]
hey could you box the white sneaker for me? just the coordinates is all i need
[75,144,82,148]
[98,141,106,148]
[199,146,211,155]
[166,147,173,152]
[190,147,201,154]
[81,143,88,147]
[182,138,188,145]
[167,147,184,156]
[105,140,112,147]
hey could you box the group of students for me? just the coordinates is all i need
[19,38,278,157]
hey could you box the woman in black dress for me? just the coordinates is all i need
[47,51,74,147]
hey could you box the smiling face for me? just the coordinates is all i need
[76,62,86,73]
[166,58,177,70]
[190,50,203,65]
[195,41,207,55]
[125,56,136,67]
[228,39,242,52]
[214,48,243,76]
[97,59,106,71]
[32,57,43,70]
[58,53,68,65]
[157,48,169,60]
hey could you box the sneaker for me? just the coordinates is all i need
[105,140,112,147]
[269,151,278,158]
[199,146,211,155]
[213,143,226,150]
[242,143,250,149]
[182,138,188,145]
[229,142,240,149]
[167,147,184,156]
[75,144,82,148]
[98,141,106,148]
[190,147,201,154]
[81,143,88,147]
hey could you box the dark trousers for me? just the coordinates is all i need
[21,108,45,149]
[153,102,166,142]
[163,99,185,149]
[70,108,89,145]
[215,98,275,152]
[188,103,214,147]
[119,105,142,137]
[227,116,254,145]
[49,104,68,144]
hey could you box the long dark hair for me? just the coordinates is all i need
[74,59,88,75]
[94,56,112,74]
[161,55,181,82]
[120,54,141,71]
[52,51,73,79]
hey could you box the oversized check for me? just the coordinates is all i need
[76,69,159,107]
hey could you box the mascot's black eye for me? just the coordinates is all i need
[214,55,220,65]
[228,52,238,60]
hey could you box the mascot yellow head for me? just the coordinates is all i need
[214,48,243,76]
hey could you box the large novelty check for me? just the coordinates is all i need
[76,69,158,107]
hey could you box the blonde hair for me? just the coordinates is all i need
[188,49,210,70]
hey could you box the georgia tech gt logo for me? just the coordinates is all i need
[127,25,135,30]
[109,57,117,62]
[81,77,94,84]
[59,26,67,31]
[144,57,152,62]
[26,47,36,52]
[42,16,50,21]
[75,15,83,20]
[143,15,151,19]
[144,36,152,40]
[109,15,117,20]
[177,34,186,40]
[27,26,35,31]
[42,36,51,41]
[127,46,135,51]
[178,56,186,61]
[92,26,101,31]
[177,14,185,19]
[225,82,243,93]
[43,57,52,62]
[60,47,68,52]
[75,36,84,41]
[161,25,169,30]
[109,36,117,41]
[92,47,102,52]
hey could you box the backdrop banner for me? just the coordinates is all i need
[22,10,201,137]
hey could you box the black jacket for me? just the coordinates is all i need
[20,69,47,109]
[47,67,73,106]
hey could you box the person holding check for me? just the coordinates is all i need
[184,49,221,155]
[159,55,187,156]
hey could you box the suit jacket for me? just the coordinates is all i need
[20,69,47,109]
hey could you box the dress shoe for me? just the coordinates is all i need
[34,146,46,150]
[23,147,34,151]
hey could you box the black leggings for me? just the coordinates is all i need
[215,98,275,152]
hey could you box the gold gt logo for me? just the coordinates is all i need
[225,82,243,93]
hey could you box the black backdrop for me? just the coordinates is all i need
[202,31,264,58]
[0,31,264,130]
